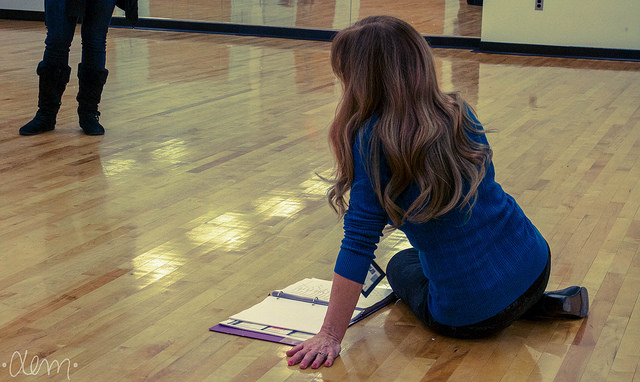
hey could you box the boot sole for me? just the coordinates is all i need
[19,126,55,136]
[559,286,589,319]
[543,286,589,319]
[549,287,589,318]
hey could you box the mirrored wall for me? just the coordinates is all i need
[127,0,482,37]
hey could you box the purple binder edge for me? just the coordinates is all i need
[209,324,301,346]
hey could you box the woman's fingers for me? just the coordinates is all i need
[312,351,336,368]
[323,351,336,367]
[295,349,337,369]
[286,348,305,366]
[286,349,327,369]
[310,352,326,369]
[286,335,341,369]
[285,344,303,357]
[301,349,325,369]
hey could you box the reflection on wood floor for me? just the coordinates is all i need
[127,0,482,36]
[2,19,640,381]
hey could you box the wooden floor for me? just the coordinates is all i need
[120,0,482,37]
[1,19,640,381]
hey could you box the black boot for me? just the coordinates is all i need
[19,62,71,136]
[526,286,589,319]
[77,63,109,136]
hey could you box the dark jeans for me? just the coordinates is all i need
[386,247,550,339]
[43,0,117,69]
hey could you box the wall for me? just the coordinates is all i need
[481,0,640,50]
[0,0,43,11]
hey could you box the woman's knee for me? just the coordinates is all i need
[387,247,423,281]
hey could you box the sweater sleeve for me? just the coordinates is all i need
[334,133,388,284]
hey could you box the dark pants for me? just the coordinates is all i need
[386,248,550,339]
[43,0,117,69]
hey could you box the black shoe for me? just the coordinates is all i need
[77,63,108,136]
[19,62,71,136]
[542,286,589,319]
[19,110,56,136]
[79,112,105,136]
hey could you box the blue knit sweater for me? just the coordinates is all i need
[334,113,549,326]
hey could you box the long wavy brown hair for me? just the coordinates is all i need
[328,16,492,226]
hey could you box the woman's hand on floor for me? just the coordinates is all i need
[286,331,341,369]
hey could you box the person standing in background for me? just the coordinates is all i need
[19,0,137,136]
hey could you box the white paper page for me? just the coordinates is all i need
[280,278,393,310]
[281,278,332,302]
[229,296,331,334]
